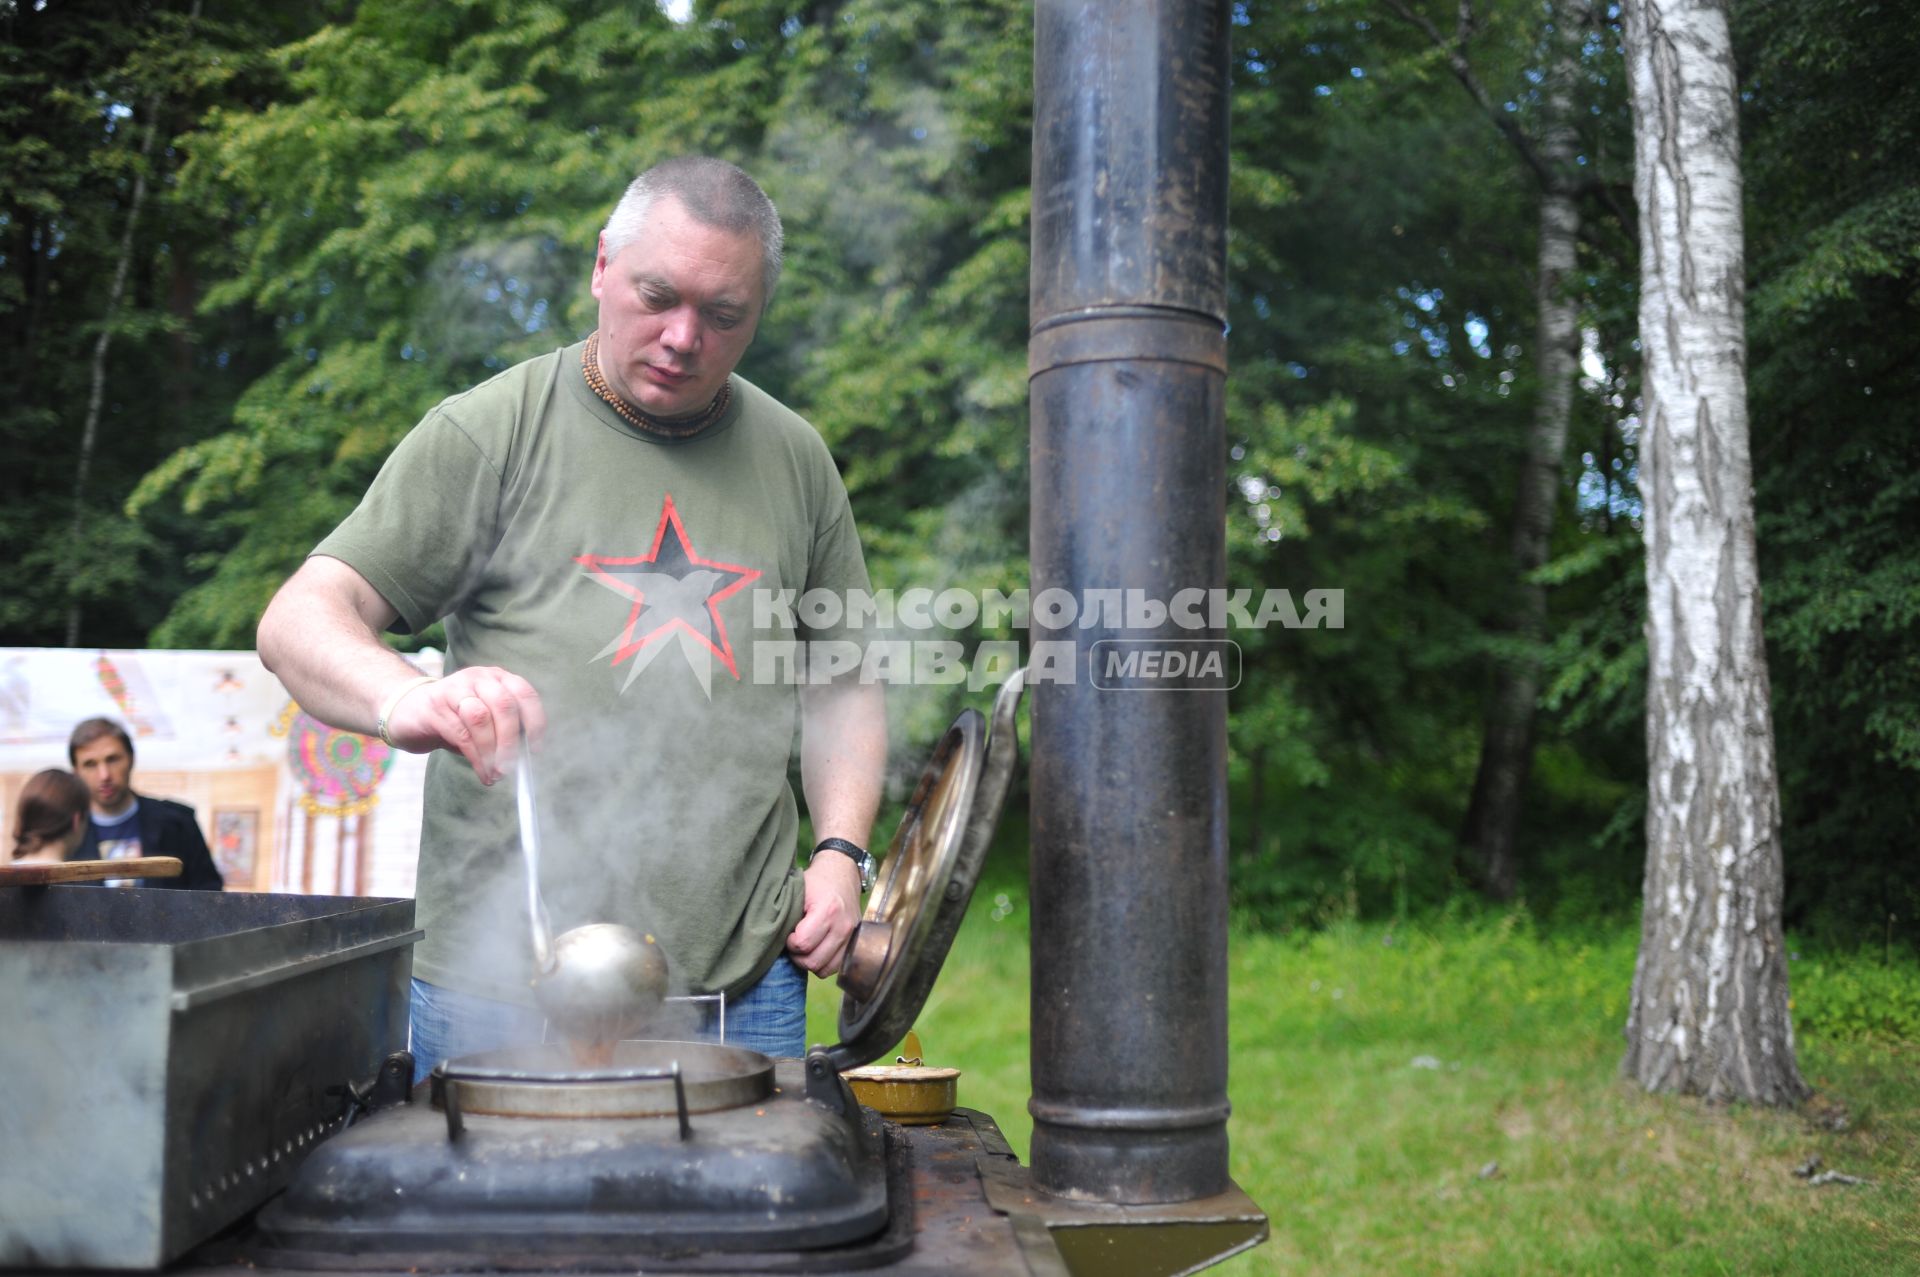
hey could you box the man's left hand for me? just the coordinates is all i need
[786,853,863,975]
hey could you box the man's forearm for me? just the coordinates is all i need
[258,558,421,735]
[787,680,886,974]
[800,681,887,847]
[260,557,541,782]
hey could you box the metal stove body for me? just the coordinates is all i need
[258,1048,898,1263]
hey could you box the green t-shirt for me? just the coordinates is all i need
[315,339,870,1004]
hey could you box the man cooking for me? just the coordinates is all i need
[257,157,884,1080]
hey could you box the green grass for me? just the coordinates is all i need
[809,897,1920,1275]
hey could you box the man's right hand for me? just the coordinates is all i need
[382,668,546,786]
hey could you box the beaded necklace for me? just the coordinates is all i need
[581,331,732,439]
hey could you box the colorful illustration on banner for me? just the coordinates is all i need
[94,652,171,738]
[271,703,394,817]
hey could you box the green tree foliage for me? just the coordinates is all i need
[1218,0,1645,925]
[1738,0,1920,936]
[736,0,1035,752]
[3,0,1907,941]
[128,0,713,644]
[0,0,318,646]
[122,0,1041,668]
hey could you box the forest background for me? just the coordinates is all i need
[3,0,1914,951]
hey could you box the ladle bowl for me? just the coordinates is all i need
[516,741,670,1045]
[536,922,670,1044]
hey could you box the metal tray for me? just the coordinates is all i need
[0,886,419,1270]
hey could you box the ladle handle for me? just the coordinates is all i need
[515,738,555,974]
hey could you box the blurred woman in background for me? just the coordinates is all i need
[10,768,90,863]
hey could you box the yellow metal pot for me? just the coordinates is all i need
[840,1062,961,1125]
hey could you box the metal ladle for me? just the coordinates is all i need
[515,742,668,1045]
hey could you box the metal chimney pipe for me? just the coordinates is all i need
[1027,0,1233,1204]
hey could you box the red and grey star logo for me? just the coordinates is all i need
[574,495,762,693]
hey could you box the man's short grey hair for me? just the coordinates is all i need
[600,156,784,307]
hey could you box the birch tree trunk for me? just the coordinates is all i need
[1462,1,1586,900]
[1620,0,1805,1104]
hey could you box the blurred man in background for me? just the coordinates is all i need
[68,717,224,889]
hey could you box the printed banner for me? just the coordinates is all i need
[0,648,439,897]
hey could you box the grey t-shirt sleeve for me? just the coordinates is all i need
[312,408,504,634]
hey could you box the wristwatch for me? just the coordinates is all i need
[812,837,876,893]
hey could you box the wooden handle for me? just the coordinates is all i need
[0,856,185,886]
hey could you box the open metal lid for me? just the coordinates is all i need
[814,671,1026,1074]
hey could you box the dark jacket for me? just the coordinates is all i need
[73,794,225,890]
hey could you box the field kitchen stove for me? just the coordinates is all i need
[253,1046,904,1266]
[232,677,1038,1273]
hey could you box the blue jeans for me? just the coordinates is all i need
[699,955,808,1059]
[408,956,809,1085]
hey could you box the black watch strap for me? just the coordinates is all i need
[813,837,875,892]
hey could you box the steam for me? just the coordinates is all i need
[411,517,806,1029]
[870,475,1027,797]
[414,234,578,374]
[764,84,959,283]
[423,468,1023,1026]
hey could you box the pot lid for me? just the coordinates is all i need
[817,670,1026,1073]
